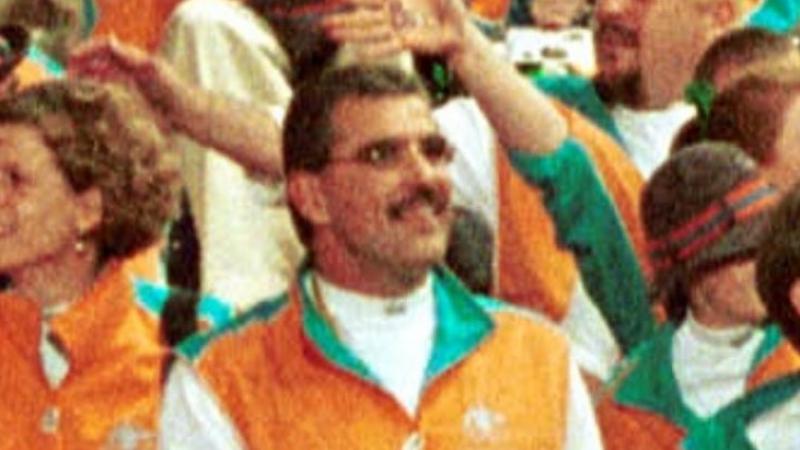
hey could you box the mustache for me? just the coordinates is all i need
[596,22,639,47]
[387,185,449,220]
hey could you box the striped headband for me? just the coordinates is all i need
[648,177,778,273]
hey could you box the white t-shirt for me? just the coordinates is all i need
[611,101,696,179]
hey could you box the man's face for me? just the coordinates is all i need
[307,94,454,275]
[593,0,652,90]
[767,93,800,192]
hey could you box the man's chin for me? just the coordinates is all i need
[594,71,642,106]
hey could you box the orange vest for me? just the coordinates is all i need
[597,326,800,450]
[0,263,165,449]
[184,268,570,449]
[469,0,511,22]
[92,0,182,51]
[496,102,648,320]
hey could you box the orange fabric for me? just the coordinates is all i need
[0,263,165,449]
[596,340,800,450]
[469,0,512,21]
[10,58,53,90]
[747,341,800,389]
[495,102,648,321]
[92,0,182,51]
[197,285,570,449]
[122,241,164,283]
[596,400,685,450]
[496,149,577,320]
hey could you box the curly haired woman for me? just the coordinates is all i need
[0,79,185,448]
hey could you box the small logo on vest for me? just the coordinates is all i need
[463,405,506,441]
[401,431,425,450]
[104,423,157,450]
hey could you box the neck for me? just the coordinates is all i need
[312,235,431,298]
[8,243,99,312]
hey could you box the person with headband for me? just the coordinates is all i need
[597,142,800,450]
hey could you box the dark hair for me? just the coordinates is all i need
[694,28,796,88]
[282,64,428,245]
[446,206,494,295]
[705,75,800,164]
[757,181,800,351]
[0,80,181,265]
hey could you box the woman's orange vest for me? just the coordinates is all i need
[0,265,164,449]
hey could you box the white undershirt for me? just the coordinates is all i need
[315,273,436,417]
[612,102,696,179]
[672,312,765,418]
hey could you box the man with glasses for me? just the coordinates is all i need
[79,0,607,447]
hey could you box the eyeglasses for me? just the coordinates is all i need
[328,134,455,170]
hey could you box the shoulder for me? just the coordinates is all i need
[475,295,570,348]
[175,292,290,362]
[131,278,236,329]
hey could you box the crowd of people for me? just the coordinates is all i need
[1,0,800,448]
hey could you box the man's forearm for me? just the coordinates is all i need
[164,79,284,181]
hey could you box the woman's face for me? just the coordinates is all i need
[0,123,97,274]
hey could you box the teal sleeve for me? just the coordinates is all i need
[747,0,800,34]
[533,74,627,149]
[508,139,655,353]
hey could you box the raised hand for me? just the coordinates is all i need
[321,0,471,60]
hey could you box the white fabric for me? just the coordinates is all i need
[673,313,765,418]
[611,102,696,179]
[160,360,245,450]
[160,0,303,308]
[159,276,604,450]
[39,323,69,389]
[672,313,800,449]
[315,273,436,416]
[434,98,500,234]
[747,389,800,450]
[505,27,596,77]
[560,277,621,381]
[435,97,620,382]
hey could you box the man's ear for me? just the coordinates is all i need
[75,187,103,235]
[789,279,800,320]
[287,172,331,226]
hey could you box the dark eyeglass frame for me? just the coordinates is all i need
[327,134,455,170]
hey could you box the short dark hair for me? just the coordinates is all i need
[0,80,181,265]
[694,28,796,87]
[705,75,800,164]
[282,64,428,245]
[757,181,800,351]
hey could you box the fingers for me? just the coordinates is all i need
[322,8,396,43]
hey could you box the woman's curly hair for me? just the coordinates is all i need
[0,79,181,264]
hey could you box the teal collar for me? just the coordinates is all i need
[299,266,495,389]
[615,323,784,431]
